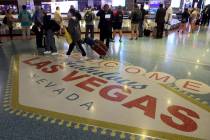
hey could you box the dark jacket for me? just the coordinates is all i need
[155,8,166,24]
[97,9,113,29]
[130,9,142,24]
[43,15,51,30]
[32,23,43,35]
[33,10,43,26]
[181,11,190,23]
[68,18,81,42]
[43,15,60,32]
[67,10,82,42]
[141,8,147,21]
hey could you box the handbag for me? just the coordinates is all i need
[63,27,72,45]
[3,16,7,24]
[164,23,171,30]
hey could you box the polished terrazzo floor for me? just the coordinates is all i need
[0,27,210,140]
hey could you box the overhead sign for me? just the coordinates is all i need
[112,0,126,7]
[41,1,78,13]
[8,54,210,140]
[171,0,181,8]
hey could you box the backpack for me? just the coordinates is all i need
[3,16,7,24]
[85,12,93,23]
[50,20,60,32]
[132,11,141,23]
[75,11,82,21]
[21,11,30,22]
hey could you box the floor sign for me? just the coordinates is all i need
[4,54,210,140]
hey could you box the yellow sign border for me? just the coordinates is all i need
[10,56,205,140]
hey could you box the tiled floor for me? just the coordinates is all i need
[0,28,210,140]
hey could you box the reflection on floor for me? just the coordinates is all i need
[0,28,210,140]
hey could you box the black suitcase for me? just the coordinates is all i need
[144,29,151,37]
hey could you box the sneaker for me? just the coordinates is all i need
[80,56,88,61]
[67,56,72,64]
[44,51,51,55]
[51,52,58,56]
[129,38,133,40]
[110,39,114,42]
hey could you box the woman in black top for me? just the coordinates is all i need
[66,6,87,62]
[112,6,123,42]
[178,8,190,33]
[97,4,113,47]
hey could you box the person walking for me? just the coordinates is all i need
[155,4,166,38]
[84,8,95,39]
[66,6,87,61]
[178,8,190,33]
[18,5,32,39]
[5,8,15,40]
[112,6,124,42]
[130,4,142,40]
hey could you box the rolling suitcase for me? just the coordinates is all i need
[84,38,108,57]
[92,39,108,57]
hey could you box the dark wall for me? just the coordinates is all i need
[78,0,88,10]
[0,0,18,5]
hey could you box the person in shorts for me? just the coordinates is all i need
[18,5,32,39]
[190,8,199,33]
[112,6,123,42]
[178,8,190,33]
[130,4,142,40]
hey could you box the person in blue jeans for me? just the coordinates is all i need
[32,6,44,53]
[43,13,60,55]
